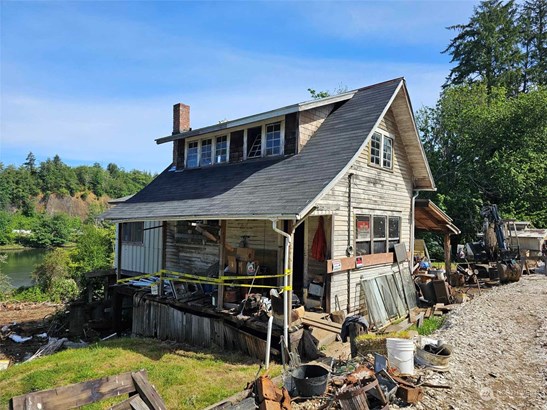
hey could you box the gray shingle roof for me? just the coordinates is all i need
[102,78,403,221]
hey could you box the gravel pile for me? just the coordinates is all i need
[413,274,547,410]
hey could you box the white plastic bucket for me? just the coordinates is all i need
[386,338,415,375]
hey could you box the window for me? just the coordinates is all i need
[215,136,228,163]
[187,141,199,168]
[370,131,393,169]
[122,222,144,244]
[200,139,212,166]
[265,122,281,156]
[355,214,401,255]
[356,215,371,255]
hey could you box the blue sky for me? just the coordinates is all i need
[1,0,478,173]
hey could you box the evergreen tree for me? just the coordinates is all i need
[444,0,522,95]
[520,0,547,90]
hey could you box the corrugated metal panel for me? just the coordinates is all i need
[121,221,163,274]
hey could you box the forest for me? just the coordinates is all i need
[417,0,547,240]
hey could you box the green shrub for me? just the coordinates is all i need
[10,286,49,303]
[49,278,79,303]
[32,248,71,291]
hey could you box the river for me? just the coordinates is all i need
[1,249,48,288]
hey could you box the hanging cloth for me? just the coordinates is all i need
[311,216,327,262]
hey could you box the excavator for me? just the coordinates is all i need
[461,204,522,283]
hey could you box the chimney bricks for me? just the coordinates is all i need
[173,103,190,135]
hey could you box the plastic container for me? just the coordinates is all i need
[386,338,415,375]
[291,364,329,397]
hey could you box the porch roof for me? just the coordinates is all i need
[102,78,434,222]
[415,199,460,235]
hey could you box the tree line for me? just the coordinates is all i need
[418,0,547,241]
[0,153,154,247]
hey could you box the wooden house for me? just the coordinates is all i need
[102,78,436,340]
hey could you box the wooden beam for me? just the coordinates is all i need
[117,223,123,281]
[10,371,140,410]
[444,233,451,275]
[131,371,167,410]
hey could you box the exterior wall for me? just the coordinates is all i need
[226,220,279,272]
[164,221,219,274]
[305,215,332,284]
[315,108,415,313]
[298,104,334,152]
[115,221,163,274]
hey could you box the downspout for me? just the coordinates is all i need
[346,173,354,313]
[271,220,292,349]
[271,218,306,350]
[410,190,420,273]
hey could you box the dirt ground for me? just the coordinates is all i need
[410,274,547,410]
[0,302,63,363]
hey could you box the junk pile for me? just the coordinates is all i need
[9,369,166,410]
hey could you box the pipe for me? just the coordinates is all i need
[347,173,354,313]
[265,314,274,369]
[410,191,420,273]
[271,220,291,349]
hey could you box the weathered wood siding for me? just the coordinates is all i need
[226,220,279,272]
[229,130,244,163]
[132,296,271,360]
[116,221,163,274]
[284,112,298,156]
[164,221,219,274]
[315,108,415,313]
[298,104,334,152]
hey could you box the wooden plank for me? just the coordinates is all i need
[301,318,342,334]
[10,371,137,410]
[302,316,343,330]
[130,396,151,410]
[109,396,134,410]
[131,371,167,410]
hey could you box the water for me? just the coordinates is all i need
[1,249,48,288]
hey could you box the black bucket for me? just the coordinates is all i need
[291,364,329,397]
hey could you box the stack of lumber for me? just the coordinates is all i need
[9,370,166,410]
[302,312,342,348]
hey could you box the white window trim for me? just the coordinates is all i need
[262,121,285,157]
[354,210,401,255]
[369,130,394,170]
[185,134,231,168]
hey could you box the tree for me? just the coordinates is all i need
[32,248,71,291]
[520,0,547,90]
[307,83,348,100]
[444,0,522,95]
[417,84,547,237]
[23,152,37,174]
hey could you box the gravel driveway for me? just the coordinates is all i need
[415,274,547,410]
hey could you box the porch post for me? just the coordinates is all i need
[444,233,451,275]
[217,220,227,309]
[287,221,295,321]
[116,223,123,281]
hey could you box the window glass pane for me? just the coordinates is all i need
[265,122,281,156]
[356,215,371,240]
[200,139,212,166]
[370,133,381,165]
[215,136,228,163]
[122,222,143,243]
[187,141,198,168]
[388,217,400,239]
[373,216,386,238]
[356,241,371,255]
[388,240,398,252]
[373,241,387,253]
[383,137,393,169]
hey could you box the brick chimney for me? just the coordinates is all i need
[172,103,190,168]
[172,103,190,135]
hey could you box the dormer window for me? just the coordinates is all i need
[215,136,228,163]
[265,122,282,156]
[185,135,230,168]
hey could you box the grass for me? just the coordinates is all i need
[0,337,280,409]
[409,316,446,336]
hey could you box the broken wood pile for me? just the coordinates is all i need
[9,369,166,410]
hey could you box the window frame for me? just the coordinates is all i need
[264,121,283,157]
[369,130,394,170]
[355,212,401,256]
[121,222,144,244]
[185,134,231,168]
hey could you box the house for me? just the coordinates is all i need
[102,78,436,347]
